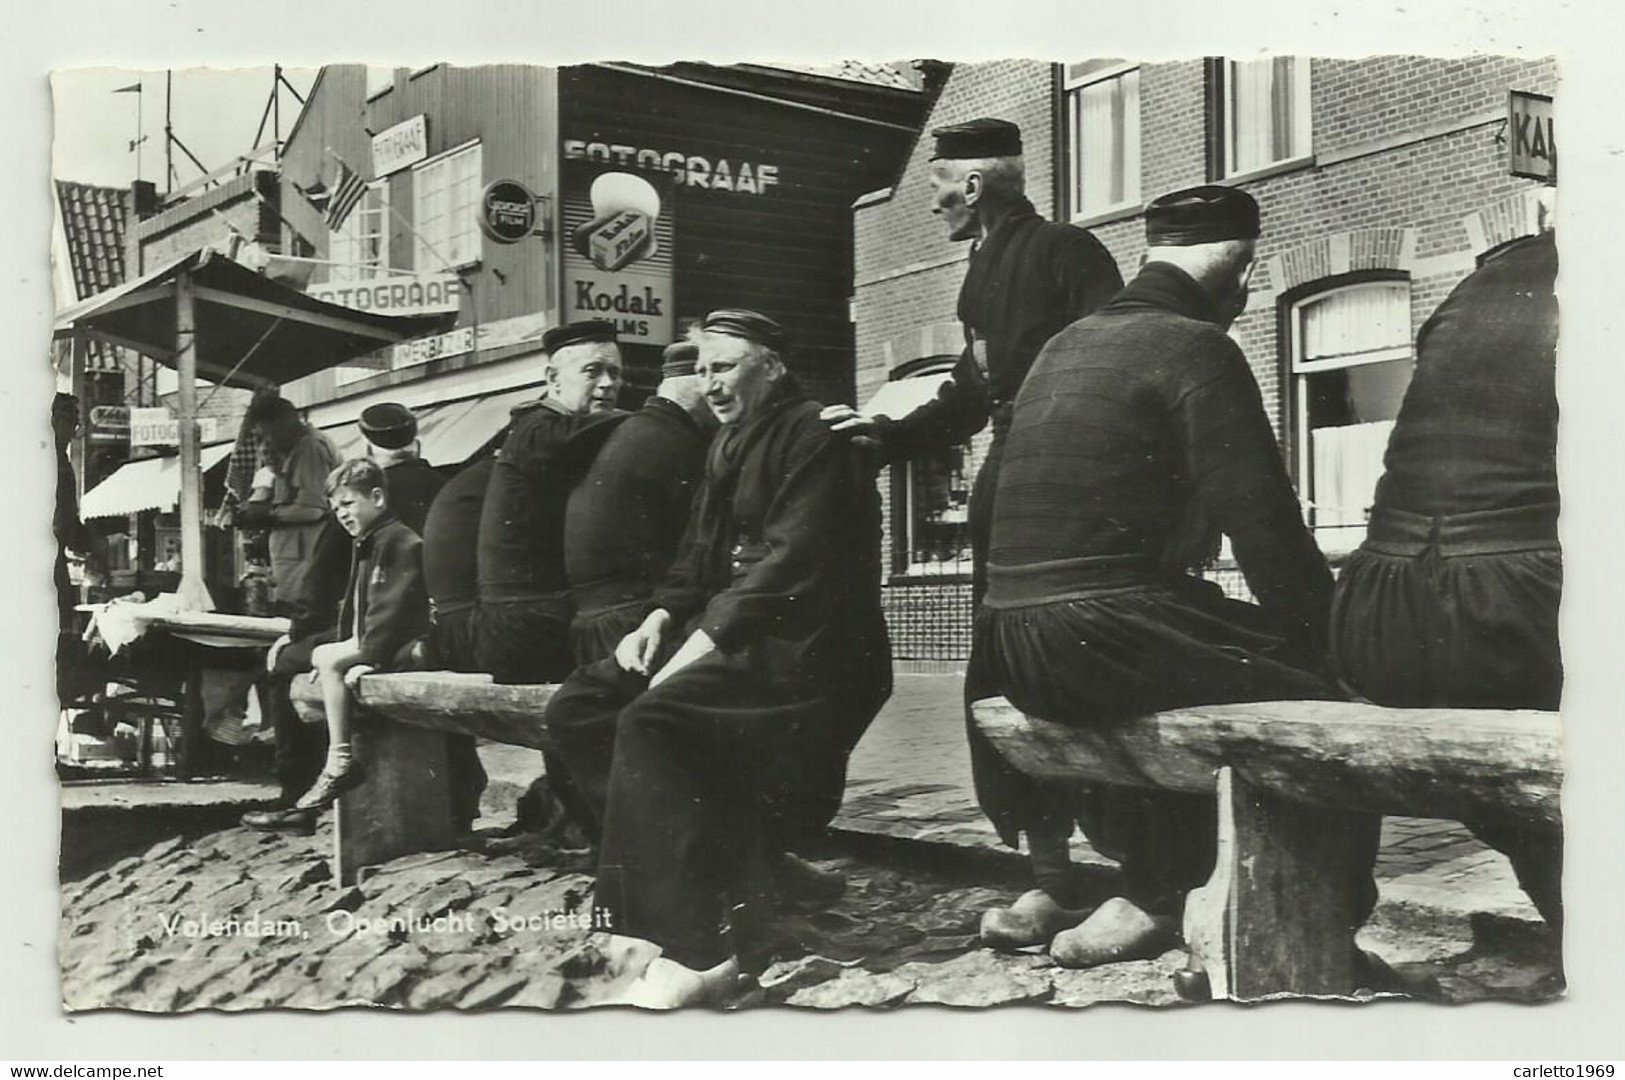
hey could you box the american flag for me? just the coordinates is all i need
[326,159,367,232]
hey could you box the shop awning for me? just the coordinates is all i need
[861,372,954,420]
[317,385,543,467]
[80,444,235,520]
[53,249,449,389]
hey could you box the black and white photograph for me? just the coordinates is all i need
[40,48,1576,1017]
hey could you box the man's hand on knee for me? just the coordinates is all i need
[616,609,672,675]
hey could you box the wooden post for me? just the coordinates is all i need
[1181,766,1375,1001]
[173,270,213,612]
[334,710,457,885]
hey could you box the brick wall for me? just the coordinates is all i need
[855,55,1558,662]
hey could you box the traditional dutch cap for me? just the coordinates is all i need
[661,341,699,379]
[542,318,618,356]
[1144,185,1261,245]
[930,118,1023,161]
[358,401,418,449]
[701,309,789,352]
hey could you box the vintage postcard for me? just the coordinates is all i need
[51,56,1563,1015]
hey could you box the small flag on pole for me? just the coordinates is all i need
[112,82,142,94]
[326,159,367,232]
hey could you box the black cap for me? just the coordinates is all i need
[930,118,1023,161]
[700,309,788,352]
[660,341,698,379]
[359,402,418,449]
[542,318,618,356]
[1145,185,1261,246]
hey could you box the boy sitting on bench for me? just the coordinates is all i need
[296,458,431,810]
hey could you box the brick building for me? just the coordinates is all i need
[853,56,1558,662]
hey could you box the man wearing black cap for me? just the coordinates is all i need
[822,116,1121,601]
[971,186,1360,967]
[562,340,718,668]
[359,401,443,535]
[544,310,892,1006]
[475,319,628,684]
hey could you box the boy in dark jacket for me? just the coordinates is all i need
[296,458,431,810]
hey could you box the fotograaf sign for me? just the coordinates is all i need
[130,408,220,448]
[1508,91,1556,182]
[307,272,463,316]
[560,160,675,344]
[372,114,428,177]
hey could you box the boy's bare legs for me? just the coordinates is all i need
[296,638,372,810]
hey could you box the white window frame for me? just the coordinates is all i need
[326,180,390,284]
[1216,56,1313,180]
[1065,61,1142,221]
[412,139,483,272]
[1288,280,1415,554]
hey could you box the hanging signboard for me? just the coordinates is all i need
[1508,91,1556,182]
[373,114,429,177]
[130,407,220,448]
[478,179,540,244]
[560,160,676,345]
[307,272,464,316]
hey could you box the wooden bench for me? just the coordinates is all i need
[970,697,1563,1001]
[290,671,557,883]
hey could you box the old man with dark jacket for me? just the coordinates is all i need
[545,310,892,1007]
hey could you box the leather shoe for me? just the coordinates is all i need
[240,806,319,834]
[294,762,366,810]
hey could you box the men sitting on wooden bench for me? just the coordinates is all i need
[971,185,1370,966]
[1330,224,1563,931]
[475,319,629,684]
[294,458,431,810]
[563,340,717,670]
[544,309,893,1007]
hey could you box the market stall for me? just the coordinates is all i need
[54,246,447,777]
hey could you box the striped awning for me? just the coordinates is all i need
[80,444,234,520]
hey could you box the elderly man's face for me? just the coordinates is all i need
[697,335,781,426]
[929,161,979,242]
[547,342,623,415]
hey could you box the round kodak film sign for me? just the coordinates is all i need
[479,179,537,244]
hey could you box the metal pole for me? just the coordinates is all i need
[165,70,174,195]
[174,270,213,612]
[273,64,281,160]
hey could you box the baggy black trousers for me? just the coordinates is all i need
[1332,539,1563,928]
[972,580,1377,919]
[546,647,855,969]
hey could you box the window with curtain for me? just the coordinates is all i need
[1289,280,1414,553]
[413,140,483,271]
[1065,61,1141,218]
[1215,57,1312,177]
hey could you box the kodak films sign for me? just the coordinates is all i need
[560,161,675,344]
